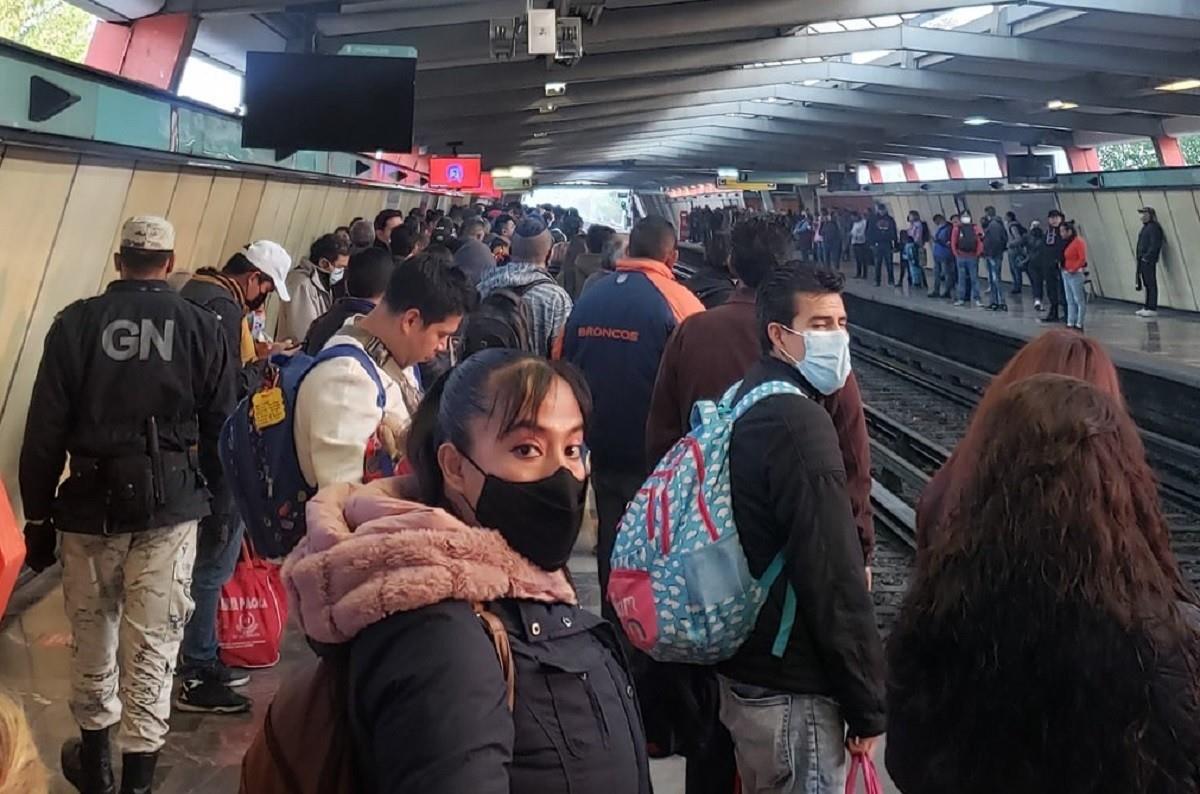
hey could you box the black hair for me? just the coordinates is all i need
[407,349,593,506]
[628,215,677,261]
[585,224,617,254]
[334,225,351,236]
[390,225,422,258]
[757,260,846,353]
[933,214,946,223]
[309,232,349,265]
[461,218,488,239]
[1005,211,1017,222]
[493,215,516,234]
[560,214,584,238]
[383,252,476,324]
[731,218,790,289]
[374,209,404,231]
[222,251,257,275]
[1049,209,1065,218]
[119,248,173,273]
[345,248,394,299]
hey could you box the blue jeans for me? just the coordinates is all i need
[180,519,244,672]
[956,257,980,302]
[1008,250,1028,293]
[872,244,893,285]
[1063,270,1087,328]
[985,256,1006,306]
[718,676,847,794]
[932,254,955,296]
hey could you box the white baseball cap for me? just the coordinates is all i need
[243,240,293,302]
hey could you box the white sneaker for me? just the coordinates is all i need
[1033,300,1042,311]
[1137,309,1158,318]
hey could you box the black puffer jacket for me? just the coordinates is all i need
[348,599,652,794]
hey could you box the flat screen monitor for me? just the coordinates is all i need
[242,52,416,152]
[826,170,859,191]
[1006,154,1057,184]
[429,156,483,190]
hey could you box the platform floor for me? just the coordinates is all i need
[842,276,1200,380]
[0,549,900,794]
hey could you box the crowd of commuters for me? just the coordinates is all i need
[9,195,1198,794]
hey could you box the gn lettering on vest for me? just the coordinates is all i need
[577,325,640,342]
[102,319,176,362]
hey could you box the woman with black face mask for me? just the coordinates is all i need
[283,348,652,794]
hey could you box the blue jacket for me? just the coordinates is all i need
[932,222,954,260]
[562,259,703,471]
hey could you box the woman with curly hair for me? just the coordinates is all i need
[887,375,1200,794]
[916,329,1123,549]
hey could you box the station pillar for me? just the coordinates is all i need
[867,163,883,184]
[84,13,198,92]
[901,160,920,182]
[944,157,965,179]
[1064,146,1101,173]
[1153,135,1187,168]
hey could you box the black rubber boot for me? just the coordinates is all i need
[120,752,158,794]
[61,728,116,794]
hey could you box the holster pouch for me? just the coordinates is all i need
[103,454,157,525]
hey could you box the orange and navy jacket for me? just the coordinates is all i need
[562,257,704,471]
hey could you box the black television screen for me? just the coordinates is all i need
[826,170,859,191]
[242,52,416,152]
[1006,154,1057,184]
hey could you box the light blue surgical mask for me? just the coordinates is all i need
[778,327,852,395]
[329,267,345,286]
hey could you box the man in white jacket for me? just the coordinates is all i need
[293,252,475,488]
[276,233,350,343]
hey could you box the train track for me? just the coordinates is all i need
[852,327,1200,595]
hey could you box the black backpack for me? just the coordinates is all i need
[463,279,550,356]
[956,224,978,254]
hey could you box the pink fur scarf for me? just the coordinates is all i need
[282,476,577,644]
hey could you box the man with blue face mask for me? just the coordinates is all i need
[717,261,886,794]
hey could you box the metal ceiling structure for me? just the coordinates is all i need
[77,0,1200,186]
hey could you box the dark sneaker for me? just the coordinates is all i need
[174,677,252,714]
[211,660,250,688]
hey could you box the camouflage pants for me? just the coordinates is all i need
[60,521,197,753]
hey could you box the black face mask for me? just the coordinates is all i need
[464,456,587,571]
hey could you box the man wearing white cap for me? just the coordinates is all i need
[177,240,292,715]
[20,215,236,793]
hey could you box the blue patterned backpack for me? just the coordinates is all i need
[608,380,802,664]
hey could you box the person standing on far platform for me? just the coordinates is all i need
[1135,206,1165,319]
[867,203,899,287]
[1061,222,1089,332]
[1040,209,1069,324]
[20,217,236,794]
[951,211,984,308]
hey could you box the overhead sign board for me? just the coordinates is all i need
[717,178,777,191]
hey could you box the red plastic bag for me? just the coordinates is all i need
[218,541,287,668]
[0,483,25,616]
[846,753,883,794]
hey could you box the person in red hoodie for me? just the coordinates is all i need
[1061,222,1089,331]
[950,212,985,308]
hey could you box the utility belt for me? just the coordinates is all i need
[53,448,201,533]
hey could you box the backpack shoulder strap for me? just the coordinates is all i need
[315,343,387,410]
[730,380,805,423]
[474,603,516,712]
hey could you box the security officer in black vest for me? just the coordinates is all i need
[19,216,234,794]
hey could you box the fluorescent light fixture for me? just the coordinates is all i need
[840,17,873,31]
[963,116,992,126]
[717,167,739,178]
[532,131,549,138]
[544,81,567,96]
[1156,78,1200,92]
[801,56,824,64]
[869,14,904,27]
[810,21,845,34]
[801,79,822,86]
[492,166,534,179]
[1046,99,1078,110]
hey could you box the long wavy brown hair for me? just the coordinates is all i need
[889,375,1200,794]
[917,330,1124,543]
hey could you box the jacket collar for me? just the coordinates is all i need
[755,354,821,398]
[192,268,247,312]
[616,257,675,279]
[297,258,331,295]
[107,279,171,293]
[728,285,756,304]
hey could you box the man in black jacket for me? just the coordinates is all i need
[20,216,235,794]
[1040,209,1069,323]
[1135,206,1166,318]
[177,240,292,714]
[718,262,886,793]
[865,204,898,286]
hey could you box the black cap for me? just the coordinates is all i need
[1048,209,1064,218]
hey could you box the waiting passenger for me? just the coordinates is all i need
[492,213,517,242]
[1039,209,1069,324]
[929,214,955,298]
[562,216,703,623]
[950,212,984,308]
[683,230,736,309]
[1004,211,1028,295]
[1061,222,1089,331]
[372,209,404,251]
[453,217,496,286]
[850,212,869,279]
[1024,220,1047,311]
[719,261,885,792]
[292,254,473,489]
[1135,205,1165,318]
[348,218,375,255]
[580,232,627,296]
[302,247,394,355]
[982,210,1008,311]
[866,203,898,287]
[916,329,1123,548]
[561,223,616,300]
[821,210,843,271]
[389,224,424,261]
[277,233,350,343]
[905,210,928,284]
[477,216,573,357]
[887,374,1200,794]
[284,350,652,794]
